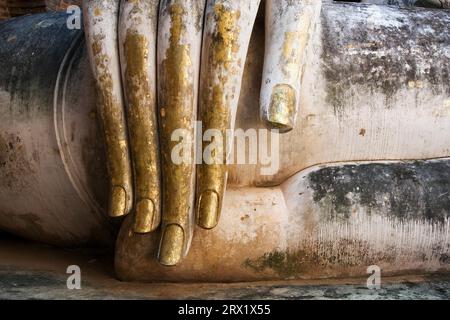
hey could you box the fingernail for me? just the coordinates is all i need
[133,199,156,234]
[158,224,185,266]
[264,84,296,133]
[197,190,220,229]
[110,186,127,217]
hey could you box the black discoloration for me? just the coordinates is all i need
[321,3,450,114]
[308,159,450,222]
[0,13,81,116]
[360,0,439,7]
[243,240,395,278]
[244,236,448,278]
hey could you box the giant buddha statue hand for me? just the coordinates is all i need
[83,0,321,266]
[1,0,449,282]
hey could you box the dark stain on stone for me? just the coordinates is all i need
[308,159,450,222]
[359,128,366,136]
[440,254,449,265]
[321,3,450,115]
[0,269,62,289]
[244,233,448,278]
[243,238,397,278]
[0,13,81,116]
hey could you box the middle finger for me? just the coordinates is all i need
[157,0,206,266]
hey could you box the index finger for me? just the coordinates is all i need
[83,0,133,218]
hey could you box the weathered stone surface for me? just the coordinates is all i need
[0,237,449,299]
[0,13,113,246]
[2,268,449,299]
[0,3,449,283]
[307,160,450,222]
